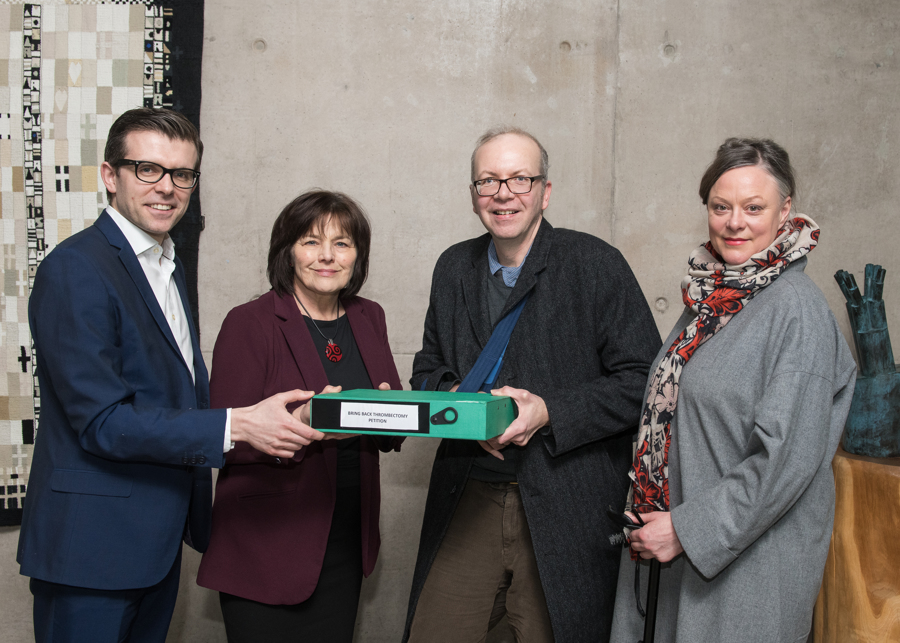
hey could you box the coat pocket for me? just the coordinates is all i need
[50,469,133,497]
[237,485,298,501]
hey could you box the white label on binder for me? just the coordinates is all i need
[340,402,418,431]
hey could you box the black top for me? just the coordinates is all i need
[304,313,372,488]
[468,269,520,483]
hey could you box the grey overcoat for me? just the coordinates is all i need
[610,258,857,643]
[404,219,662,642]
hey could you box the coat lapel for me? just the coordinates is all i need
[276,294,389,391]
[95,212,193,380]
[274,292,330,394]
[461,236,493,348]
[345,299,389,388]
[275,292,354,495]
[463,220,554,342]
[496,218,552,321]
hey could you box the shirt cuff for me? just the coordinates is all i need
[224,408,234,452]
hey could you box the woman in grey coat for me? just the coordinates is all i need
[609,138,857,643]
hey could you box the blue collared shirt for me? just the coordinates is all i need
[487,239,532,287]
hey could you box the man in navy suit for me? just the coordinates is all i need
[18,108,322,642]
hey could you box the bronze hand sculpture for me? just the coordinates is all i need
[835,264,899,457]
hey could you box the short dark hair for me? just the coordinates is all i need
[104,107,203,201]
[471,125,550,183]
[267,190,371,299]
[698,137,795,206]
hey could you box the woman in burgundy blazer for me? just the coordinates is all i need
[197,191,402,642]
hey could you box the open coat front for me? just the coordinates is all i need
[404,219,662,642]
[610,259,857,643]
[197,291,402,605]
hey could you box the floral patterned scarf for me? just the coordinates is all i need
[627,215,820,518]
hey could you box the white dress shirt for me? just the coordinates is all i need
[106,207,232,451]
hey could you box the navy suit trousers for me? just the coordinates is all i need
[30,549,182,643]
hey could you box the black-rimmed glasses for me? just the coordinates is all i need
[472,175,544,196]
[116,160,200,189]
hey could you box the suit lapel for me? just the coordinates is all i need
[95,212,192,378]
[173,259,209,402]
[461,237,493,348]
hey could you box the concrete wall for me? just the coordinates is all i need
[196,3,621,639]
[613,0,900,342]
[1,0,897,641]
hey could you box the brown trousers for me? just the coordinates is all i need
[409,480,554,643]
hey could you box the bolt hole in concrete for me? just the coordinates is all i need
[560,41,571,52]
[252,38,267,52]
[664,44,676,57]
[655,297,669,313]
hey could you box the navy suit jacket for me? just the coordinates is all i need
[17,211,226,591]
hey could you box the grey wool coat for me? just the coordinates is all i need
[404,219,662,643]
[610,258,857,643]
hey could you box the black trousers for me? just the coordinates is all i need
[219,485,364,643]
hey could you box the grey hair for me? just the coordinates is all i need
[470,125,550,183]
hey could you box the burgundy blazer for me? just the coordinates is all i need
[196,291,402,604]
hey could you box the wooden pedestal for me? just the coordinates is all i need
[813,446,900,642]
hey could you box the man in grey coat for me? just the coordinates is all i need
[403,126,662,642]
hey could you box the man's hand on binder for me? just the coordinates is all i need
[490,385,550,448]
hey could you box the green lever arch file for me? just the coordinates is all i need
[309,390,515,439]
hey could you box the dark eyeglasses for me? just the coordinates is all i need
[472,175,544,196]
[116,160,200,189]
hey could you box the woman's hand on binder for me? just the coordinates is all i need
[490,386,550,448]
[293,385,359,441]
[478,438,506,460]
[293,385,342,425]
[322,382,392,440]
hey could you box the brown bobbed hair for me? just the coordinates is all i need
[104,107,203,201]
[267,190,371,299]
[698,137,795,207]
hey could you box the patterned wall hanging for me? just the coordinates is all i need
[0,0,204,526]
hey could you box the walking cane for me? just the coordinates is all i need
[639,558,661,643]
[606,507,661,643]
